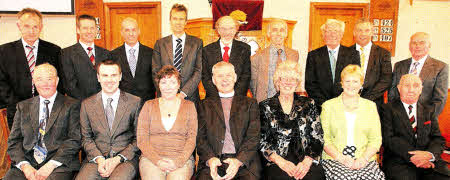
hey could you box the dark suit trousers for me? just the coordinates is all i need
[384,161,449,180]
[195,154,258,180]
[4,167,74,180]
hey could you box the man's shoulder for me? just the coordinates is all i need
[308,45,327,55]
[186,34,203,44]
[39,39,61,51]
[95,45,110,52]
[111,44,125,54]
[122,91,141,104]
[0,39,20,51]
[427,57,448,68]
[62,43,80,52]
[233,40,250,50]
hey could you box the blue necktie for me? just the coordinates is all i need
[174,38,183,72]
[329,50,336,82]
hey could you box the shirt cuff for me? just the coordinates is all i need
[180,91,187,98]
[118,154,127,161]
[91,156,104,163]
[49,160,62,167]
[16,161,30,171]
[429,152,436,162]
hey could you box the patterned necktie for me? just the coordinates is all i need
[129,48,137,77]
[174,38,183,72]
[87,47,95,67]
[223,46,230,62]
[276,49,283,65]
[329,50,336,82]
[409,62,420,75]
[360,47,366,70]
[105,98,114,130]
[408,105,417,135]
[26,45,36,96]
[34,100,50,164]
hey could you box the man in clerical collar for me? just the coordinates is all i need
[6,63,81,180]
[196,61,261,180]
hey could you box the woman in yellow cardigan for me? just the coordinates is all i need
[320,65,385,180]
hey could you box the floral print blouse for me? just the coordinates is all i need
[259,93,324,165]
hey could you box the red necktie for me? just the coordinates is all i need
[223,46,230,62]
[87,47,95,66]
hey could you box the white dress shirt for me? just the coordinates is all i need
[327,45,340,61]
[219,91,235,98]
[79,41,95,57]
[409,55,428,75]
[356,41,372,76]
[21,38,39,58]
[172,33,186,57]
[125,42,140,62]
[220,40,233,58]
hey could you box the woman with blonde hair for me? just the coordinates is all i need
[320,64,384,179]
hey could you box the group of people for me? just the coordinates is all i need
[0,3,448,180]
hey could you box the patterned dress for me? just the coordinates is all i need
[259,93,324,166]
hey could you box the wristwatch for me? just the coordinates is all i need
[119,155,125,163]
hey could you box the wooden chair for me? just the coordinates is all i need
[0,108,11,178]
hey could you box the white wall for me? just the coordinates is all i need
[1,0,448,65]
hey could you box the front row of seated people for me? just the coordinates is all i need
[5,60,447,180]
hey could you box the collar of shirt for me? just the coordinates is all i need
[79,41,95,56]
[219,91,235,98]
[101,89,121,114]
[125,42,140,59]
[21,38,39,57]
[402,101,417,119]
[172,33,186,56]
[327,44,340,60]
[410,54,428,75]
[220,39,233,57]
[39,92,58,120]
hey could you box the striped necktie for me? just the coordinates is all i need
[87,47,95,67]
[408,105,417,135]
[34,100,50,164]
[409,62,420,75]
[129,48,137,77]
[26,45,36,96]
[174,38,183,72]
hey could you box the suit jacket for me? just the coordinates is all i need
[60,43,111,100]
[388,56,448,117]
[196,95,261,177]
[380,100,445,167]
[250,46,299,103]
[0,39,62,127]
[152,34,203,102]
[350,43,392,105]
[111,43,156,103]
[80,91,141,163]
[7,93,81,172]
[305,45,360,106]
[320,94,382,161]
[202,39,251,98]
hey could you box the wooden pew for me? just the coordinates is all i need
[0,108,10,178]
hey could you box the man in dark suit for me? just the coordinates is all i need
[350,18,392,105]
[60,14,111,100]
[76,60,140,180]
[196,62,260,180]
[305,19,360,107]
[381,74,448,180]
[0,8,62,129]
[5,64,81,180]
[111,17,155,103]
[202,16,251,98]
[389,32,448,118]
[152,4,203,103]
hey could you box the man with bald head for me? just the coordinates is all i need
[5,64,81,180]
[381,74,448,180]
[111,17,155,103]
[305,19,360,107]
[202,15,251,98]
[0,8,62,129]
[250,19,300,102]
[389,32,448,118]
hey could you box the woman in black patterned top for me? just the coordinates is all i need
[259,61,325,180]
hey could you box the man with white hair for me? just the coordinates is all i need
[111,17,156,103]
[305,19,360,107]
[389,32,448,118]
[250,19,300,103]
[381,74,448,180]
[196,61,261,179]
[202,16,251,98]
[0,8,62,129]
[5,64,81,180]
